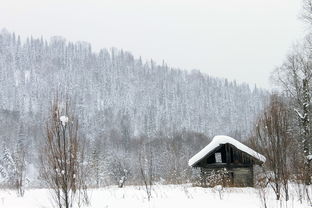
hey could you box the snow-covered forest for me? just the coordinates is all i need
[0,30,267,188]
[3,1,312,207]
[0,30,267,138]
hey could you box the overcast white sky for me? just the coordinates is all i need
[0,0,307,88]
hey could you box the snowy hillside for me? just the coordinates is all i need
[0,30,268,187]
[0,29,267,140]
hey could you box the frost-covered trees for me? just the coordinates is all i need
[0,30,266,140]
[0,146,16,186]
[302,0,312,24]
[0,145,26,196]
[273,35,312,185]
[89,148,101,188]
[109,157,130,188]
[0,130,26,196]
[0,29,268,188]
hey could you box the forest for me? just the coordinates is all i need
[3,1,312,207]
[0,29,267,189]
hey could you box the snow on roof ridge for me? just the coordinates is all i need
[188,135,266,167]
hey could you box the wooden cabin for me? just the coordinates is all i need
[188,135,266,187]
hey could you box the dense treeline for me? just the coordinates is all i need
[0,29,267,188]
[0,29,267,138]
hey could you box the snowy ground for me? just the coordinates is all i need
[0,184,308,208]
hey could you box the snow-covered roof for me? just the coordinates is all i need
[188,135,266,167]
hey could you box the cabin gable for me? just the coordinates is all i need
[194,143,260,168]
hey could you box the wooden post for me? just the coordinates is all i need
[225,144,230,164]
[250,165,254,187]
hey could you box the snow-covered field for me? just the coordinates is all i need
[0,184,307,208]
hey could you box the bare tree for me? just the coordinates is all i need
[40,100,88,208]
[13,137,26,197]
[255,176,269,208]
[250,94,292,200]
[139,140,154,201]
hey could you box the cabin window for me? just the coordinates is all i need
[215,152,222,163]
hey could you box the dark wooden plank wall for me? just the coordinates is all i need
[195,143,257,187]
